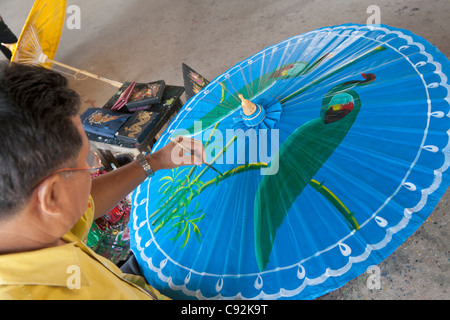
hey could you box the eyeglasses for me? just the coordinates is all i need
[32,151,103,189]
[52,151,103,175]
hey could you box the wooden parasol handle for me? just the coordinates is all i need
[47,58,123,88]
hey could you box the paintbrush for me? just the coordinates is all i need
[169,137,224,177]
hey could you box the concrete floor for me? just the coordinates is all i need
[1,0,448,300]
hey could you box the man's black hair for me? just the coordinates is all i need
[0,62,83,219]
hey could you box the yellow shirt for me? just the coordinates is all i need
[0,196,166,300]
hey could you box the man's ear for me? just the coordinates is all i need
[34,175,64,218]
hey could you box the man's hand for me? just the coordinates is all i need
[148,136,206,171]
[91,136,206,219]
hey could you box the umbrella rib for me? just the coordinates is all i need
[198,87,237,110]
[238,65,251,99]
[29,27,43,62]
[200,98,235,111]
[224,76,246,106]
[256,50,267,94]
[29,25,42,53]
[269,39,295,96]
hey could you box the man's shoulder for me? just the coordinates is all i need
[69,195,95,242]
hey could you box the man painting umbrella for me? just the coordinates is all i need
[0,63,206,299]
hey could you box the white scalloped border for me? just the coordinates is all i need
[131,24,450,300]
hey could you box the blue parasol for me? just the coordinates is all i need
[130,24,450,300]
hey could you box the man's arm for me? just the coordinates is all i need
[90,137,205,220]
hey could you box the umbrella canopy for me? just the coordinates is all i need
[7,0,123,88]
[130,24,450,300]
[10,0,66,69]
